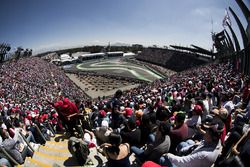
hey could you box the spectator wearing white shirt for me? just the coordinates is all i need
[160,120,222,167]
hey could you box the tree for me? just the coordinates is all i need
[0,43,11,63]
[24,48,29,57]
[15,47,23,60]
[28,49,32,57]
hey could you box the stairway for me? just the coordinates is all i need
[20,134,107,167]
[19,133,138,167]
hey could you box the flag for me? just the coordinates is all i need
[215,30,225,41]
[222,9,231,27]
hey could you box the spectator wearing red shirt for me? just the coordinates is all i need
[123,107,133,118]
[53,98,79,136]
[170,112,189,153]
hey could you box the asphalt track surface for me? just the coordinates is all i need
[76,58,163,82]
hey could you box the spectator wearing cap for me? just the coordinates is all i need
[210,108,227,144]
[96,109,109,127]
[131,121,171,163]
[121,106,133,119]
[160,120,222,167]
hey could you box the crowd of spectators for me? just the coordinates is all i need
[0,56,250,167]
[0,57,87,101]
[164,52,207,72]
[136,48,207,72]
[89,60,250,167]
[0,57,87,166]
[136,48,174,67]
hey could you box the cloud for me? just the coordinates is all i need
[88,40,106,45]
[191,6,224,19]
[37,43,62,50]
[191,7,212,17]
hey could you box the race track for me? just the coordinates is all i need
[76,59,162,82]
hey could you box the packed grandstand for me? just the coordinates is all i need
[0,48,250,167]
[1,1,250,167]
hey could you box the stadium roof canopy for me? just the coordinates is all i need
[170,45,214,58]
[107,51,124,54]
[80,52,105,57]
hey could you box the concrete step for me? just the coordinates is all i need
[39,145,70,156]
[20,133,137,167]
[20,157,52,167]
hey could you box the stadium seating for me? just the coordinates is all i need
[136,47,207,72]
[0,56,249,167]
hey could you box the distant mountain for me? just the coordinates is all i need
[111,42,130,46]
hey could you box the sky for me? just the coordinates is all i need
[0,0,249,54]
